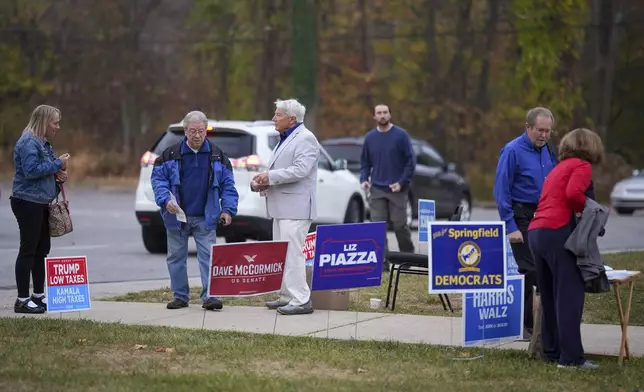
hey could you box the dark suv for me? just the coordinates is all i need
[320,137,472,222]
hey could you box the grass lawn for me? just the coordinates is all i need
[0,317,642,392]
[105,251,644,325]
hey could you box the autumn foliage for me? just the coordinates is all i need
[0,0,642,201]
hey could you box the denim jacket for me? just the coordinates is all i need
[12,131,63,204]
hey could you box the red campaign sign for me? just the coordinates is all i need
[46,256,88,287]
[303,232,316,261]
[208,241,289,297]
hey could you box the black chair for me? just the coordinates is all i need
[383,205,464,312]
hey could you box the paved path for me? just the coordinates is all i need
[0,278,641,359]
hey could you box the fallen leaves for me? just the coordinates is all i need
[133,344,175,353]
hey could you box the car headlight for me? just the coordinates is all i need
[611,184,626,195]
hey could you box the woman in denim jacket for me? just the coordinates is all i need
[10,105,70,314]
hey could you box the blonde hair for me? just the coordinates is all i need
[23,105,61,139]
[558,128,605,165]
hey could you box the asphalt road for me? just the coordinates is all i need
[0,188,642,290]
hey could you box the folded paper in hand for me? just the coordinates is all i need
[252,179,267,197]
[170,194,187,223]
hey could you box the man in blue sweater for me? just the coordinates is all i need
[493,107,557,339]
[151,111,239,311]
[360,104,416,261]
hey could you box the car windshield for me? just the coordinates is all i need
[152,128,254,158]
[321,143,362,164]
[268,134,280,150]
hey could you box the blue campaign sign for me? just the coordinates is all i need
[506,237,520,276]
[462,275,524,346]
[428,222,507,294]
[417,199,436,243]
[311,222,387,291]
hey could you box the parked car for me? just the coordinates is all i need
[135,120,367,254]
[320,137,472,223]
[610,169,644,215]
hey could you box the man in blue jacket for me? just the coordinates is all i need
[493,107,557,339]
[151,111,239,311]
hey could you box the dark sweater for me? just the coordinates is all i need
[179,140,210,216]
[359,125,415,192]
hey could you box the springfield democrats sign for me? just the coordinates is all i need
[311,222,386,291]
[428,222,507,294]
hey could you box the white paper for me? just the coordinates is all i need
[251,179,267,197]
[169,194,187,223]
[606,270,638,281]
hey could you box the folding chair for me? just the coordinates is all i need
[384,205,464,312]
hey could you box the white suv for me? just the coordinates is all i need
[135,120,368,254]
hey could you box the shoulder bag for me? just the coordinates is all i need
[49,184,73,237]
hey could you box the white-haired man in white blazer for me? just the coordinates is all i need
[251,98,318,315]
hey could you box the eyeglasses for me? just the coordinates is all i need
[186,128,206,136]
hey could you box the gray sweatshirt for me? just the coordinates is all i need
[564,198,609,283]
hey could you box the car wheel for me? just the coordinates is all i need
[459,194,472,221]
[615,207,635,216]
[142,226,167,254]
[343,197,364,223]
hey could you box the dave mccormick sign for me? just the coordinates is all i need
[45,256,91,312]
[208,241,288,297]
[428,222,507,294]
[311,222,386,291]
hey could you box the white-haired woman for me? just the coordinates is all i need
[10,105,70,314]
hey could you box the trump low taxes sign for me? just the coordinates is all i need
[311,222,386,291]
[428,222,507,294]
[45,256,91,312]
[208,241,288,297]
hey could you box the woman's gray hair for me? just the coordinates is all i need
[275,99,306,123]
[182,110,208,128]
[23,105,61,140]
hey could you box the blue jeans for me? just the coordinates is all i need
[166,216,217,302]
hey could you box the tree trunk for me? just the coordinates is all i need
[475,0,499,111]
[358,0,374,114]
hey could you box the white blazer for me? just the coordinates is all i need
[265,124,319,220]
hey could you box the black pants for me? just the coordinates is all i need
[10,197,51,298]
[510,202,538,331]
[528,226,586,366]
[369,187,414,253]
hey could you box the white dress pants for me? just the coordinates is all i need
[272,218,312,306]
